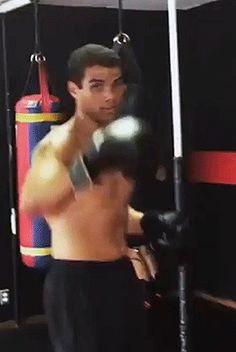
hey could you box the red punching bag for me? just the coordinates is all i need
[16,54,64,268]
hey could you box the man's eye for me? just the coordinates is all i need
[115,79,124,85]
[91,84,102,89]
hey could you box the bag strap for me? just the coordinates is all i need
[21,52,51,113]
[38,60,50,112]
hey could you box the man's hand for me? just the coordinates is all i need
[140,210,189,251]
[85,116,145,182]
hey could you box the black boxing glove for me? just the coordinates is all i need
[86,116,145,181]
[140,210,189,250]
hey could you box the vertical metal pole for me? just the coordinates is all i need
[167,1,190,351]
[167,0,183,160]
[1,14,20,327]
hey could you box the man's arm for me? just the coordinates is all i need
[127,206,144,235]
[20,143,74,216]
[127,208,159,281]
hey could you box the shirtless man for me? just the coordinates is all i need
[21,44,152,352]
[21,42,187,352]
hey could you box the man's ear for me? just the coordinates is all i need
[67,81,79,99]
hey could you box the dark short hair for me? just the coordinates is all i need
[67,44,121,86]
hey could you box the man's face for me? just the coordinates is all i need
[69,65,126,126]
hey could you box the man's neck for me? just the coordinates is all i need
[71,111,99,153]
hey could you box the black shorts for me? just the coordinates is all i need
[44,257,149,352]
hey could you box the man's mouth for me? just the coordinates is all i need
[101,107,116,112]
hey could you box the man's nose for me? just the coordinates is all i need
[104,87,115,102]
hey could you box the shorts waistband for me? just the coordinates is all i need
[52,256,131,267]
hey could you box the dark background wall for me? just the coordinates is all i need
[1,0,236,323]
[187,0,236,300]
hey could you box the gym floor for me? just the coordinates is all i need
[0,298,236,352]
[0,316,52,352]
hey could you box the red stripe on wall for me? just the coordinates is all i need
[189,151,236,185]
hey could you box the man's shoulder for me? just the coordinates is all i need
[33,119,73,159]
[31,137,53,162]
[50,118,75,146]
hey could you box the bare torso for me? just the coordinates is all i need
[41,120,132,261]
[47,185,129,261]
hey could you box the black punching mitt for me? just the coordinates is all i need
[140,210,189,250]
[86,116,146,181]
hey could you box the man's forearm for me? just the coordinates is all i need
[127,206,144,235]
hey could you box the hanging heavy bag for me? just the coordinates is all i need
[16,54,64,269]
